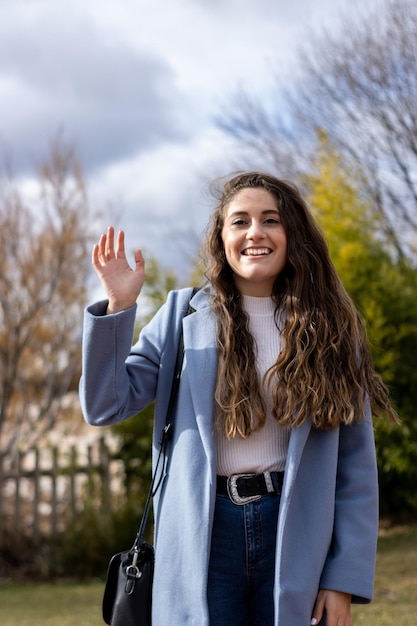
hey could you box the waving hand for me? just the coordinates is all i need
[92,226,145,314]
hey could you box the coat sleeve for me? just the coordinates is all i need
[319,402,379,604]
[79,290,190,427]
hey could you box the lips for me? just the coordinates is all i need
[241,247,272,256]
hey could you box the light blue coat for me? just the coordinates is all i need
[80,287,379,626]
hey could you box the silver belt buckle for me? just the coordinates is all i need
[227,473,264,505]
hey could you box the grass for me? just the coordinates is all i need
[0,580,103,625]
[0,527,416,625]
[352,525,417,626]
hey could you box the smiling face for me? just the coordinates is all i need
[221,187,287,296]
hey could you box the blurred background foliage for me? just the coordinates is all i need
[1,0,416,580]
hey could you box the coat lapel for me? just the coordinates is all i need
[182,289,218,467]
[276,418,312,550]
[282,419,312,499]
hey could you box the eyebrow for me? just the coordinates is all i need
[227,208,281,218]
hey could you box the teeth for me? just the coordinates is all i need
[243,248,270,256]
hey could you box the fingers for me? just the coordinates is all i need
[92,243,99,268]
[311,591,325,625]
[92,227,125,266]
[115,228,127,258]
[311,590,352,626]
[103,227,128,259]
[91,227,144,277]
[95,230,111,265]
[92,234,106,269]
[106,226,115,258]
[98,226,117,260]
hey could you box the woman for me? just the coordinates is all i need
[80,172,398,626]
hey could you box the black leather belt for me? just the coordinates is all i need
[216,471,284,505]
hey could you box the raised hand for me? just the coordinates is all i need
[92,226,145,314]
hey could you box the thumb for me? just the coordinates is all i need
[134,249,145,270]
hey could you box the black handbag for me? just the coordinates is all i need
[102,542,154,626]
[102,289,198,626]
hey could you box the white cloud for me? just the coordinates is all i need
[1,0,386,277]
[89,127,241,272]
[0,1,191,172]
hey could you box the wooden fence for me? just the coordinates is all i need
[0,438,122,541]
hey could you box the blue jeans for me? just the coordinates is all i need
[207,491,281,626]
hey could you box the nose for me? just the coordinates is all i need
[246,219,266,240]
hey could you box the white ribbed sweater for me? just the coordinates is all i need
[215,295,290,475]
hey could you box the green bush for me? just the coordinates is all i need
[58,498,150,579]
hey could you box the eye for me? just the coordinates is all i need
[264,217,281,224]
[231,218,248,226]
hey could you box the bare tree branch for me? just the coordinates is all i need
[219,0,417,259]
[0,138,92,459]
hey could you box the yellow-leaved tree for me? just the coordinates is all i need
[304,134,417,519]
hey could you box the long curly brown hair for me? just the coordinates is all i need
[201,171,399,438]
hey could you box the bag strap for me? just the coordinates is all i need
[134,287,199,549]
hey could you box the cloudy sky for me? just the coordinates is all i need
[1,0,382,286]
